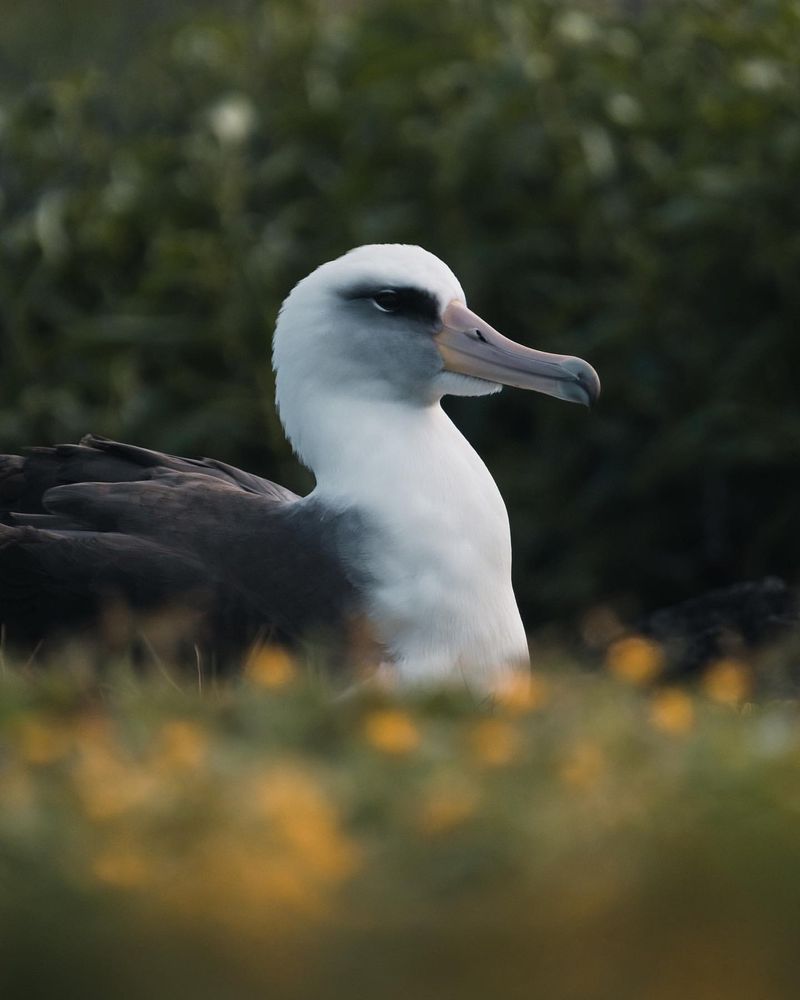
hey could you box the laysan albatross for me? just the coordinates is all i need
[0,244,599,691]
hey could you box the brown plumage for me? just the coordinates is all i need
[0,435,364,665]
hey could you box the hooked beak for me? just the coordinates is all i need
[435,300,600,406]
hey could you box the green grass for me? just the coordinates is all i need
[2,644,800,999]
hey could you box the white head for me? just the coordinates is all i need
[272,244,599,468]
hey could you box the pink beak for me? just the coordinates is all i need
[435,300,600,406]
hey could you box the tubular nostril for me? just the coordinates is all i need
[475,329,487,343]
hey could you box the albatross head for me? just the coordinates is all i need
[274,243,599,404]
[273,244,599,464]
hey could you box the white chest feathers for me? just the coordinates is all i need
[311,401,530,689]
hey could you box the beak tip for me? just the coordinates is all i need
[583,374,601,407]
[564,360,601,407]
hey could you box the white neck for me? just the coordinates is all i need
[280,386,529,690]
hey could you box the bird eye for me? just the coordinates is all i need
[372,290,400,313]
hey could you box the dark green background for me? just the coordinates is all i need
[1,0,798,628]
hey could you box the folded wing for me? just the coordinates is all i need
[0,435,362,665]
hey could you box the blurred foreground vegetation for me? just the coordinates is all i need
[1,0,799,627]
[2,640,800,999]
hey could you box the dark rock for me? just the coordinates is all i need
[640,577,800,677]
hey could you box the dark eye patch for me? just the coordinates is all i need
[342,284,440,325]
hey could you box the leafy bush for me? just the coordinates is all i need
[1,0,799,627]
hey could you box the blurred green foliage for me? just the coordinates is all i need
[1,0,799,626]
[2,649,800,1000]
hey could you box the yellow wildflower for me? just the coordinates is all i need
[649,688,695,735]
[363,709,420,756]
[606,635,665,685]
[469,718,521,767]
[252,765,360,882]
[495,671,549,715]
[73,751,158,821]
[173,834,342,923]
[162,765,360,925]
[702,658,753,707]
[245,645,297,688]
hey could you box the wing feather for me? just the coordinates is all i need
[0,437,362,665]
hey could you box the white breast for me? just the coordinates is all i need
[310,399,530,689]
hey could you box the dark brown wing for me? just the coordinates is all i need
[0,523,211,646]
[0,433,297,518]
[0,437,363,664]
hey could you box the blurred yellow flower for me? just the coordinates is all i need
[469,718,521,767]
[363,709,420,756]
[73,752,159,821]
[157,764,360,925]
[495,672,549,715]
[560,742,605,790]
[702,658,753,708]
[155,720,208,770]
[252,765,360,883]
[606,635,665,686]
[173,836,344,925]
[649,688,695,735]
[245,645,297,689]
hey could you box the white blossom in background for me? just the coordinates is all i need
[736,58,783,92]
[35,190,68,262]
[580,125,616,179]
[103,158,143,213]
[554,11,597,45]
[208,94,257,146]
[524,51,554,82]
[606,93,642,127]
